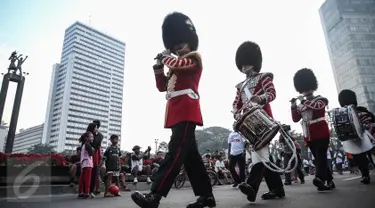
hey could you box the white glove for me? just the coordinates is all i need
[156,58,162,65]
[161,49,171,56]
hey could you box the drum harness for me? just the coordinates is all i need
[235,78,298,173]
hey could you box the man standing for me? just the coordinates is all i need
[227,131,246,187]
[131,12,215,208]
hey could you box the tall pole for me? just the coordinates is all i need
[154,139,159,154]
[0,74,10,124]
[5,75,25,153]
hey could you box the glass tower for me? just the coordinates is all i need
[319,0,375,112]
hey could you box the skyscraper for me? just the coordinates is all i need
[43,21,125,152]
[319,0,375,112]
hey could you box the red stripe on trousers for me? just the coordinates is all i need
[158,123,189,191]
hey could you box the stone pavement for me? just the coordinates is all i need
[0,172,374,208]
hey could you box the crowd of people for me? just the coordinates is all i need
[67,120,166,199]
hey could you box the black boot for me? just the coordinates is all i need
[239,183,256,202]
[131,191,161,208]
[261,188,285,200]
[327,180,336,189]
[313,178,330,191]
[361,176,370,184]
[284,180,292,185]
[186,194,216,208]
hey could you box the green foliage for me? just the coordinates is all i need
[157,141,168,152]
[195,126,231,154]
[27,144,55,155]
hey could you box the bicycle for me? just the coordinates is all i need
[174,167,218,189]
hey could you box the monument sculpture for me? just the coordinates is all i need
[0,51,28,153]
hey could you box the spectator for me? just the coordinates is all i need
[69,147,82,185]
[227,131,246,187]
[152,151,164,177]
[215,156,230,183]
[131,145,152,183]
[335,152,344,175]
[302,157,309,175]
[103,135,129,197]
[86,121,103,196]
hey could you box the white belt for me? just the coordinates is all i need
[166,89,199,100]
[309,117,325,124]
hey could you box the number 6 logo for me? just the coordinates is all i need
[13,161,43,199]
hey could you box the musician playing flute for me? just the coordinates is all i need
[337,89,375,184]
[232,41,285,202]
[291,68,334,191]
[131,12,215,208]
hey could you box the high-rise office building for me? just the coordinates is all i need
[12,124,43,153]
[319,0,375,112]
[43,21,125,152]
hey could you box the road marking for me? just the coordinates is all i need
[343,176,362,181]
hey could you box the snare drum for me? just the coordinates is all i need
[332,105,363,141]
[234,106,280,151]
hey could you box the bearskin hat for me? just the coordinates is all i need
[338,89,357,107]
[293,68,318,94]
[162,12,198,52]
[235,41,263,72]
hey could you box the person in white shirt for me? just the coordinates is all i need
[215,156,230,182]
[302,157,309,175]
[335,152,343,175]
[327,147,333,172]
[227,131,246,187]
[131,145,151,183]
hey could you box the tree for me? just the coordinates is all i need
[157,141,168,153]
[27,144,55,154]
[195,126,231,154]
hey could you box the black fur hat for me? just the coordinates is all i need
[293,68,318,94]
[235,41,263,72]
[338,89,357,107]
[93,120,100,128]
[162,12,198,51]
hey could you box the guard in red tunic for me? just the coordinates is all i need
[291,68,334,191]
[131,12,215,208]
[233,41,285,202]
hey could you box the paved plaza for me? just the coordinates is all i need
[1,173,374,208]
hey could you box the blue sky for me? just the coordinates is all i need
[0,0,337,151]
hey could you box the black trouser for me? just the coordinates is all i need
[246,162,284,195]
[90,166,98,193]
[151,122,212,197]
[304,167,309,174]
[228,154,246,183]
[353,153,370,178]
[284,153,304,182]
[308,139,333,183]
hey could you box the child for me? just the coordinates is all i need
[103,135,128,197]
[337,89,375,184]
[78,132,94,198]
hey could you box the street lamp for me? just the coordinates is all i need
[154,139,159,153]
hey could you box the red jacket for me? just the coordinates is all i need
[232,73,276,118]
[291,95,330,142]
[154,52,203,128]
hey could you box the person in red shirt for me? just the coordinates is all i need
[291,68,333,191]
[131,12,215,208]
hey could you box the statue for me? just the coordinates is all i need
[16,55,28,75]
[7,51,28,75]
